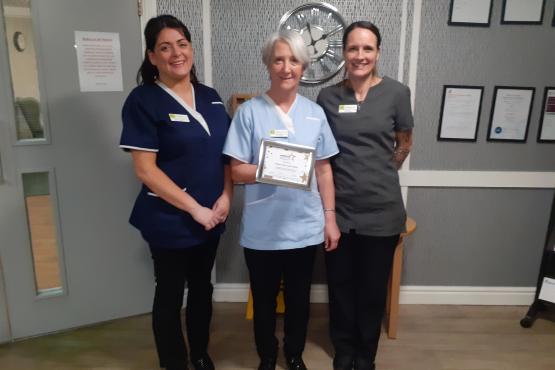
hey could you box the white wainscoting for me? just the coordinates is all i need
[213,283,535,306]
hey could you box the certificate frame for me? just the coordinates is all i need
[501,0,545,25]
[256,140,315,191]
[487,86,535,142]
[448,0,493,27]
[537,87,555,143]
[437,85,484,141]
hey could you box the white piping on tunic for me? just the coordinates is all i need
[147,187,187,197]
[262,93,296,134]
[156,81,211,136]
[120,145,159,152]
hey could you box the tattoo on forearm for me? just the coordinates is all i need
[393,131,412,169]
[393,148,410,169]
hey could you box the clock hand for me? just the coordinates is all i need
[305,22,319,56]
[306,22,315,43]
[321,24,344,40]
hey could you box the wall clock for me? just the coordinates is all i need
[279,2,346,84]
[13,31,26,52]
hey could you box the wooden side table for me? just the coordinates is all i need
[385,217,416,339]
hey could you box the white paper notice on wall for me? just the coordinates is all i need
[538,277,555,304]
[74,31,123,92]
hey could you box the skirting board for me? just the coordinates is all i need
[213,283,536,306]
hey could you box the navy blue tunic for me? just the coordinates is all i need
[120,83,230,248]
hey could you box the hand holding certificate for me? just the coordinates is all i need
[256,140,315,190]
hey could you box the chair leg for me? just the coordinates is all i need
[246,288,254,320]
[387,239,404,339]
[246,280,285,320]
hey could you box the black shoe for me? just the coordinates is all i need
[333,354,354,370]
[354,356,375,370]
[285,356,308,370]
[257,357,276,370]
[191,355,215,370]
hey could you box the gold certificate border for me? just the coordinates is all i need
[255,139,316,191]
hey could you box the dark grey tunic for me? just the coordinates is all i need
[317,76,414,236]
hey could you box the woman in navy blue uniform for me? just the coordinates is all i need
[120,15,231,370]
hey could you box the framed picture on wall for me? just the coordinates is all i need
[487,86,535,142]
[438,85,484,141]
[501,0,545,25]
[538,87,555,142]
[448,0,493,26]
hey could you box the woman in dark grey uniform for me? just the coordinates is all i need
[317,21,413,370]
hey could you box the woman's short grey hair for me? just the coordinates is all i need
[261,30,310,70]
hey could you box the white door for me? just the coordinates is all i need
[0,0,154,340]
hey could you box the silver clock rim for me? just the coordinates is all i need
[278,2,347,84]
[299,63,344,84]
[278,2,345,28]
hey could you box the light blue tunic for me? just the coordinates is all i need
[223,94,339,250]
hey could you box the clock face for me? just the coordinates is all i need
[279,2,346,84]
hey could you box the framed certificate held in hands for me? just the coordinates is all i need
[256,140,315,190]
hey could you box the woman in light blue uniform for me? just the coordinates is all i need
[120,15,231,370]
[223,31,340,370]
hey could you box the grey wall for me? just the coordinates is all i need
[402,0,555,286]
[158,0,555,287]
[211,0,407,107]
[404,188,553,286]
[211,0,413,283]
[411,0,555,171]
[157,0,205,82]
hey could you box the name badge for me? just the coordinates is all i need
[270,129,289,138]
[338,104,358,113]
[169,113,190,122]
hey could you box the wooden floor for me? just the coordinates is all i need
[25,195,61,291]
[0,303,554,370]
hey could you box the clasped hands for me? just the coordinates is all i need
[191,194,230,231]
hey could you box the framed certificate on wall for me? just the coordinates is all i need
[448,0,493,26]
[438,85,484,141]
[487,86,535,142]
[538,87,555,142]
[501,0,545,25]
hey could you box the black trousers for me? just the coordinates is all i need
[244,245,318,360]
[325,232,399,362]
[150,239,219,370]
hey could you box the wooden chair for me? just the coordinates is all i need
[230,93,255,115]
